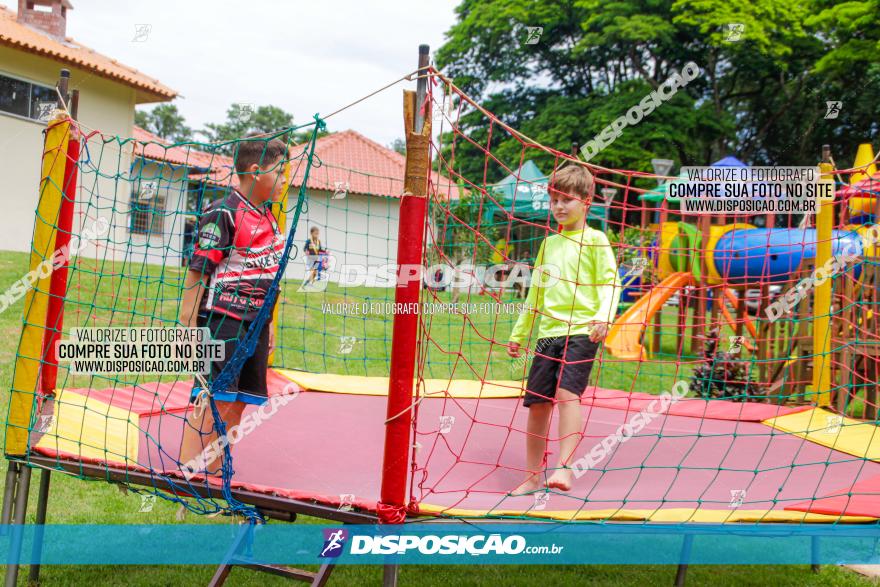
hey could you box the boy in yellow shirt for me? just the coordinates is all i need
[508,165,621,493]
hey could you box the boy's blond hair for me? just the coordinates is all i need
[549,165,595,199]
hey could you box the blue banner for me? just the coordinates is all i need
[2,524,880,565]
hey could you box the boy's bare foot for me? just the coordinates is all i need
[546,466,574,492]
[510,473,545,496]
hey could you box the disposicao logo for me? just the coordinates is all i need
[319,529,348,558]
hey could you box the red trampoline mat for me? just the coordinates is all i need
[133,390,880,517]
[787,473,880,518]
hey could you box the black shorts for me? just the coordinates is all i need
[191,313,270,405]
[524,335,600,407]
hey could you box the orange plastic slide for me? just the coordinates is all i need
[606,272,693,360]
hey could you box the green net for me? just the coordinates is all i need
[5,68,880,526]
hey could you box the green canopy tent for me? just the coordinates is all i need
[443,161,613,263]
[484,160,612,228]
[483,161,613,260]
[639,172,689,203]
[483,160,551,223]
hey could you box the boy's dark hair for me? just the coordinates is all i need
[549,164,595,199]
[310,226,319,234]
[233,133,287,174]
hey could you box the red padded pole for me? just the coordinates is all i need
[379,45,431,524]
[40,133,78,394]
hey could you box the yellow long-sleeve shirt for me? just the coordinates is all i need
[509,227,621,345]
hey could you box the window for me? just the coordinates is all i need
[130,181,166,236]
[0,72,56,122]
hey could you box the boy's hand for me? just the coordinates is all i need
[507,341,521,358]
[588,321,609,342]
[269,328,276,354]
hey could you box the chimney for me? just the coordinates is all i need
[16,0,72,40]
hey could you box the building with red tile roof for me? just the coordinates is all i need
[0,0,176,253]
[291,129,459,199]
[0,2,175,102]
[130,127,460,279]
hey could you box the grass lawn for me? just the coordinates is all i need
[0,250,872,586]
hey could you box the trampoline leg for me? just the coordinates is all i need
[28,469,52,585]
[208,522,253,587]
[207,564,233,587]
[0,461,19,533]
[4,464,32,587]
[312,562,335,587]
[674,534,694,587]
[206,522,340,587]
[811,535,820,573]
[383,564,399,587]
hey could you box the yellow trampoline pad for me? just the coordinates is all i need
[763,408,880,461]
[275,369,524,399]
[34,388,139,463]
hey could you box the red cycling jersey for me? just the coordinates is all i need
[189,190,284,322]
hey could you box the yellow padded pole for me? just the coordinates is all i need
[268,147,291,367]
[6,116,71,456]
[813,160,835,407]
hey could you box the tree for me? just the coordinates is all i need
[389,138,406,155]
[200,104,327,154]
[202,104,292,144]
[435,0,878,178]
[432,189,501,265]
[134,104,192,143]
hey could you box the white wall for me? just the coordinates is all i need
[0,46,135,256]
[286,189,401,283]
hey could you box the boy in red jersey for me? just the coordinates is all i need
[178,134,288,477]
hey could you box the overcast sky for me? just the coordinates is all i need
[65,0,459,146]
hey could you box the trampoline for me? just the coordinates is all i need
[29,368,880,523]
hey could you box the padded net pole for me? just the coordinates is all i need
[40,131,79,394]
[379,45,431,523]
[814,150,834,406]
[268,146,292,367]
[6,114,71,456]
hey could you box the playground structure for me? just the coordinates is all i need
[605,146,880,411]
[3,54,880,586]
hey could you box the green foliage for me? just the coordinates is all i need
[436,0,879,177]
[434,189,502,264]
[690,328,761,401]
[134,104,192,142]
[608,226,646,262]
[200,104,323,153]
[807,0,880,75]
[134,103,327,153]
[202,104,292,144]
[388,138,406,155]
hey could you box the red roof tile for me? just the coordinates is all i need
[0,5,175,103]
[289,129,459,199]
[131,127,459,199]
[131,126,237,187]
